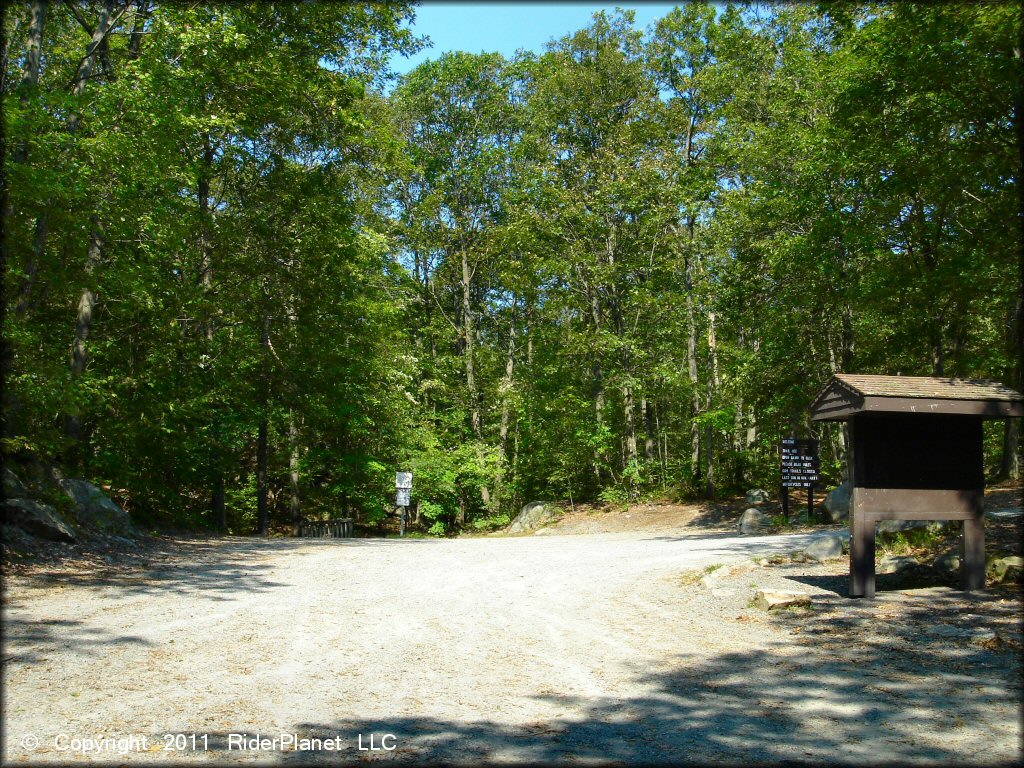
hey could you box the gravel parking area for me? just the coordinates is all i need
[3,528,1021,764]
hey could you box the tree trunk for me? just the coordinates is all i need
[526,296,534,367]
[461,246,480,437]
[1002,419,1021,481]
[198,134,214,302]
[461,245,489,507]
[257,417,269,535]
[643,398,656,461]
[128,1,148,59]
[587,279,605,482]
[289,410,300,535]
[705,311,720,499]
[684,230,701,486]
[20,1,119,319]
[841,301,854,371]
[68,0,116,129]
[12,0,46,164]
[930,314,945,377]
[14,218,47,317]
[63,2,123,449]
[8,0,48,317]
[256,317,270,535]
[196,132,226,529]
[704,377,715,499]
[497,317,516,509]
[64,216,104,446]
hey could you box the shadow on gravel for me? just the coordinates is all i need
[8,539,292,599]
[6,536,442,601]
[170,584,1021,764]
[787,567,1005,596]
[3,617,154,663]
[178,618,1019,765]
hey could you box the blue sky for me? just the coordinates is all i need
[389,2,682,77]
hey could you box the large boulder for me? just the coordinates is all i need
[58,479,137,537]
[822,481,851,523]
[878,554,919,575]
[3,467,29,499]
[737,507,769,535]
[802,532,845,561]
[745,489,769,505]
[933,551,961,575]
[1,498,77,542]
[877,519,947,536]
[990,556,1024,584]
[507,501,559,534]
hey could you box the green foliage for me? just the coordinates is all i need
[3,2,1018,538]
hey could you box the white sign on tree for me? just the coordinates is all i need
[395,471,413,489]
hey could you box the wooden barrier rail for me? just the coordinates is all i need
[298,518,353,538]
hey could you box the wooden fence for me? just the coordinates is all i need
[298,518,353,538]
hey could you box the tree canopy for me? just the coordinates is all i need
[3,1,1020,534]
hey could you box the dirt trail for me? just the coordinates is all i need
[3,529,1021,764]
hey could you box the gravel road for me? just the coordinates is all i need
[3,529,1021,764]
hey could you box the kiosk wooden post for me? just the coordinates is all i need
[810,375,1023,599]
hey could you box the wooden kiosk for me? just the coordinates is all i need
[810,374,1023,598]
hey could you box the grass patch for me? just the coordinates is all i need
[876,524,958,557]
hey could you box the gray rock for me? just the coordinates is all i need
[737,507,769,534]
[754,590,811,611]
[990,556,1023,584]
[745,488,769,504]
[803,533,844,561]
[933,551,960,575]
[58,479,137,537]
[21,459,64,492]
[3,467,29,499]
[822,481,851,522]
[1,523,38,551]
[877,519,947,536]
[507,501,559,534]
[1,498,77,542]
[986,508,1023,520]
[878,554,919,575]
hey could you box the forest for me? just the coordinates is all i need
[1,1,1020,535]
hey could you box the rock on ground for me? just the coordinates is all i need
[745,488,769,504]
[823,481,851,522]
[933,551,961,574]
[802,533,844,561]
[3,467,29,499]
[507,501,559,534]
[754,589,811,611]
[58,479,137,537]
[737,507,769,534]
[877,519,948,535]
[990,556,1023,584]
[878,554,919,575]
[1,498,77,542]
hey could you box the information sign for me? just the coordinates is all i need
[781,438,819,488]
